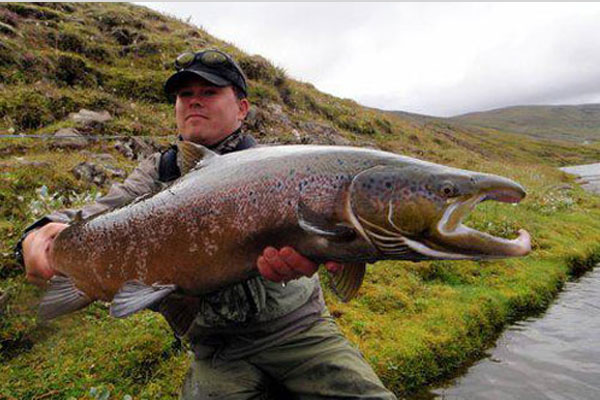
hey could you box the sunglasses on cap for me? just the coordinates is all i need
[175,49,236,71]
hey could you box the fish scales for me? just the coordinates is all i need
[51,146,388,300]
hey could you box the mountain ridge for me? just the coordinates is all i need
[449,103,600,142]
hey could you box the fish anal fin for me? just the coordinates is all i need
[38,275,92,321]
[110,281,177,318]
[158,294,202,337]
[329,262,366,302]
[297,200,356,240]
[176,140,218,175]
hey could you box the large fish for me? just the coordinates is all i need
[41,143,531,324]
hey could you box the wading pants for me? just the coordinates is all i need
[180,317,397,400]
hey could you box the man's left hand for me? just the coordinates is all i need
[257,246,343,283]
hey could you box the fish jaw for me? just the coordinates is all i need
[413,177,532,259]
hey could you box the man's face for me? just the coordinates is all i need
[175,78,249,145]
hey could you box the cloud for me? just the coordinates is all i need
[139,2,600,116]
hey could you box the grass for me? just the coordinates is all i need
[1,2,600,399]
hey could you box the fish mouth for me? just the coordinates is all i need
[416,184,531,259]
[354,181,531,261]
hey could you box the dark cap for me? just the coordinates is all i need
[164,49,248,98]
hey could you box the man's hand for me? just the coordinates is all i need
[22,222,68,287]
[257,246,343,283]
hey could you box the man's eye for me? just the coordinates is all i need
[202,89,217,96]
[178,90,193,97]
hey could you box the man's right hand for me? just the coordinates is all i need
[22,222,68,287]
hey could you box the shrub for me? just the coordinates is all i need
[0,88,55,130]
[0,7,19,27]
[4,3,61,20]
[55,54,99,87]
[238,54,286,86]
[57,30,87,53]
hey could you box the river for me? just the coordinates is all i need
[419,163,600,400]
[423,267,600,400]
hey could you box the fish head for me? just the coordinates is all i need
[348,164,531,260]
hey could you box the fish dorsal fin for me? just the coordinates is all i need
[297,200,356,240]
[176,141,218,175]
[329,262,366,302]
[38,275,92,320]
[110,281,177,318]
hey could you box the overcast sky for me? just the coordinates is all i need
[139,2,600,117]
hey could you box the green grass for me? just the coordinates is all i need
[1,2,600,399]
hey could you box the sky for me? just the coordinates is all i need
[139,2,600,117]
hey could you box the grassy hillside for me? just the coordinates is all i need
[451,104,600,143]
[2,3,600,399]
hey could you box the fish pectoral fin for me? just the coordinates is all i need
[297,200,356,240]
[38,275,92,321]
[177,140,218,175]
[157,294,202,337]
[328,262,366,302]
[110,281,177,318]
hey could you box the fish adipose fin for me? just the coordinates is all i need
[329,262,366,302]
[38,275,92,320]
[110,281,177,318]
[297,200,356,240]
[177,140,218,175]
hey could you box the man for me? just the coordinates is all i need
[17,49,396,399]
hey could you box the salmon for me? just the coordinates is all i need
[40,142,531,322]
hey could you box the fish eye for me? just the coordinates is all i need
[439,182,458,198]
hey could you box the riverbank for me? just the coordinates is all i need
[2,145,600,398]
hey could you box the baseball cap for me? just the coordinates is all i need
[164,49,248,98]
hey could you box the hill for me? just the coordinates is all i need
[1,3,600,399]
[451,104,600,143]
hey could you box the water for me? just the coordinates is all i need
[427,267,600,400]
[560,163,600,194]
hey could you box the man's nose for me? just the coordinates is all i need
[189,95,204,108]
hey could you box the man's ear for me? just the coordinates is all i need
[238,98,250,121]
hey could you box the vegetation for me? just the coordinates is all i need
[1,3,600,399]
[450,104,600,143]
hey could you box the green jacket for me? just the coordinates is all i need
[21,132,326,359]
